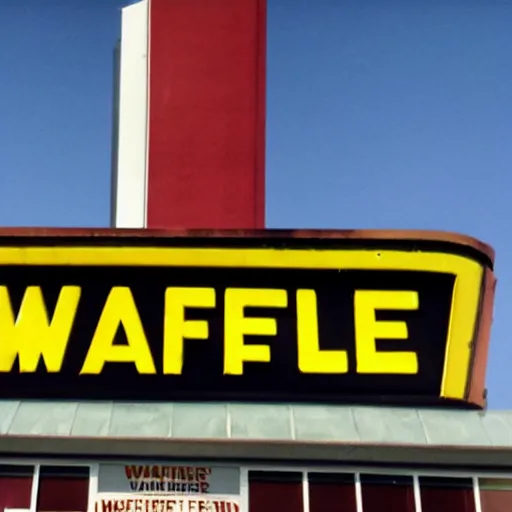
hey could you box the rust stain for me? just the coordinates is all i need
[0,227,495,265]
[467,267,497,408]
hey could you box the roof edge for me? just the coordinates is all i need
[2,435,512,469]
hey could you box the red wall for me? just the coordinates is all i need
[147,0,266,229]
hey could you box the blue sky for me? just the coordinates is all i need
[0,0,511,407]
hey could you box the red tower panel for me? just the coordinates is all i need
[147,0,266,229]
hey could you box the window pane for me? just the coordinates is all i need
[361,474,415,512]
[419,477,475,512]
[309,473,356,512]
[479,478,512,512]
[249,471,303,512]
[0,465,34,512]
[37,466,90,512]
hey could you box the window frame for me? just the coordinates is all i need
[0,461,97,512]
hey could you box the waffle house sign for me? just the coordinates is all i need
[0,229,495,408]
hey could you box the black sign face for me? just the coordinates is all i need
[0,237,493,407]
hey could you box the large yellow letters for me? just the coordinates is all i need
[354,290,419,374]
[224,288,287,375]
[0,285,80,372]
[80,286,156,374]
[163,287,215,374]
[0,282,424,377]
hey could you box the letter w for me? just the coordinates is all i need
[0,286,81,372]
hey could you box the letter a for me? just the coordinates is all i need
[80,287,156,374]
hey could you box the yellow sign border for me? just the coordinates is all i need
[0,246,484,402]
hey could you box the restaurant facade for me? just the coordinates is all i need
[1,1,509,512]
[0,227,508,512]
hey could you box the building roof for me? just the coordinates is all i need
[2,400,512,467]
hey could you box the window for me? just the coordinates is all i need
[37,466,90,512]
[5,460,512,512]
[308,473,356,512]
[419,477,475,512]
[479,478,512,512]
[361,474,415,512]
[249,471,303,512]
[0,465,34,512]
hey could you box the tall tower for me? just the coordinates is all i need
[110,0,267,230]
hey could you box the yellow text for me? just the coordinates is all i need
[0,285,421,376]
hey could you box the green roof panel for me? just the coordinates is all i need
[3,401,512,467]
